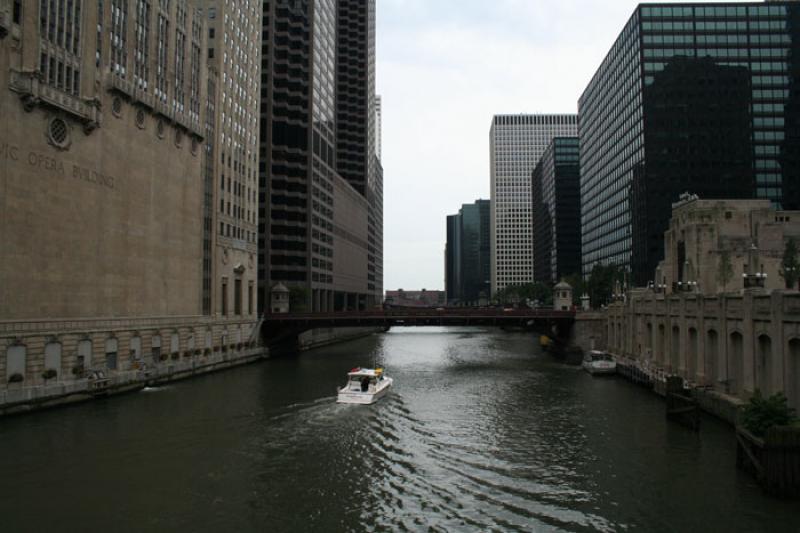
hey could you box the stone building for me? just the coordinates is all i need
[654,196,800,294]
[0,1,262,413]
[605,198,800,415]
[202,0,260,318]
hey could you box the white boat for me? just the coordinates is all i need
[582,350,616,375]
[337,367,393,404]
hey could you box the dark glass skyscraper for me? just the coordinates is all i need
[445,201,491,305]
[532,137,583,285]
[579,1,800,285]
[258,0,381,312]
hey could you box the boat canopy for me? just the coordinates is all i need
[347,367,384,378]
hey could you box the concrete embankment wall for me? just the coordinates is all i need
[1,346,267,417]
[298,327,385,351]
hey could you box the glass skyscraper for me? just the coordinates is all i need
[446,200,491,305]
[532,137,582,285]
[579,1,800,285]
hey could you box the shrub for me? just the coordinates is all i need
[42,369,58,380]
[741,390,798,437]
[71,365,84,377]
[7,373,24,384]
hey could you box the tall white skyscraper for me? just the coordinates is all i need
[490,114,578,295]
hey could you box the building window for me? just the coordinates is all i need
[248,282,254,315]
[39,0,83,95]
[222,280,228,315]
[134,0,151,89]
[235,279,242,315]
[156,13,169,102]
[105,338,118,370]
[44,342,62,379]
[110,0,128,77]
[13,0,22,24]
[151,335,162,363]
[6,345,27,383]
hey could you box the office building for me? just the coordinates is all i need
[490,114,577,295]
[203,0,261,318]
[532,137,582,284]
[259,0,382,312]
[579,1,800,285]
[0,2,262,408]
[385,290,446,308]
[445,215,461,304]
[446,200,491,305]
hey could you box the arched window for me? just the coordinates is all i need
[757,334,772,394]
[6,344,27,383]
[105,338,118,370]
[788,339,800,412]
[728,332,744,395]
[77,339,93,371]
[688,328,698,381]
[671,326,681,372]
[151,335,162,363]
[44,342,62,380]
[706,330,719,389]
[170,333,180,356]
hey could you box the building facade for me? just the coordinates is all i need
[579,1,800,284]
[445,214,461,304]
[385,290,446,308]
[203,0,261,319]
[446,200,491,305]
[490,114,577,295]
[654,197,800,295]
[0,1,263,412]
[258,0,381,313]
[532,137,582,285]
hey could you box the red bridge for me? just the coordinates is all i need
[262,308,576,346]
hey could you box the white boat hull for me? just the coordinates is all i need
[337,377,393,404]
[583,361,617,375]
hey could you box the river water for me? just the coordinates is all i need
[1,327,798,532]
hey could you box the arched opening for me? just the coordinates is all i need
[688,328,698,380]
[130,336,142,364]
[607,323,613,349]
[77,339,93,372]
[105,338,118,370]
[170,333,180,356]
[6,345,27,383]
[671,326,681,372]
[44,342,62,380]
[647,323,654,360]
[658,324,666,366]
[788,339,800,412]
[706,330,719,388]
[151,335,162,363]
[757,334,772,394]
[728,332,744,395]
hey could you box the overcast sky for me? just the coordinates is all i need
[376,0,748,292]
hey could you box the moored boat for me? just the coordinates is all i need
[337,367,393,404]
[582,350,616,375]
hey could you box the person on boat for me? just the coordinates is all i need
[361,376,370,392]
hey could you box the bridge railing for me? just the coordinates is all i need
[264,309,575,320]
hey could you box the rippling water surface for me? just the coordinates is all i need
[1,328,798,532]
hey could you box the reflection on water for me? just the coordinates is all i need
[0,327,798,532]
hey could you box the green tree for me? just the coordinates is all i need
[740,390,798,437]
[780,238,800,290]
[717,250,734,293]
[564,273,585,306]
[586,264,624,308]
[288,286,310,312]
